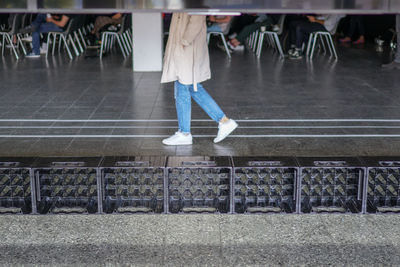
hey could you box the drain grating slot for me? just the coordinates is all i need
[34,157,102,214]
[167,156,231,213]
[362,157,400,213]
[233,157,298,213]
[101,156,165,214]
[298,157,364,213]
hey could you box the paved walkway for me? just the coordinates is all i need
[1,214,399,266]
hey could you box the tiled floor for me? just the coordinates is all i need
[1,43,400,157]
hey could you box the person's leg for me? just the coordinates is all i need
[32,22,62,54]
[189,83,225,123]
[347,15,357,38]
[189,83,237,143]
[296,22,326,49]
[353,16,365,43]
[93,16,115,38]
[236,20,272,44]
[175,81,192,133]
[31,14,47,29]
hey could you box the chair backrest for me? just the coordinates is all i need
[10,14,24,35]
[118,14,127,34]
[70,16,84,32]
[325,14,345,35]
[63,18,73,34]
[276,14,286,35]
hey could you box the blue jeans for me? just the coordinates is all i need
[174,81,225,133]
[31,14,63,54]
[207,24,222,33]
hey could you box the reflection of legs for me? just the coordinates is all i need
[189,83,225,123]
[174,81,192,134]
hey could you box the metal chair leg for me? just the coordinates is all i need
[1,35,5,56]
[122,32,131,53]
[58,34,62,52]
[74,32,83,53]
[116,34,127,58]
[46,33,51,58]
[5,34,19,60]
[100,33,105,59]
[219,32,231,59]
[68,35,79,56]
[79,29,87,48]
[256,32,265,58]
[207,32,211,44]
[306,33,313,56]
[121,33,130,55]
[52,33,57,55]
[75,32,84,53]
[61,35,73,60]
[328,34,338,59]
[273,33,284,59]
[323,34,331,56]
[252,30,259,53]
[17,34,27,55]
[310,34,319,59]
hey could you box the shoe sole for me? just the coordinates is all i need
[162,139,193,146]
[214,122,238,143]
[26,55,40,58]
[162,142,192,146]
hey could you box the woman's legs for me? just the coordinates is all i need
[174,81,192,134]
[189,83,226,123]
[174,81,226,133]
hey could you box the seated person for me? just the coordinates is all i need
[207,15,232,33]
[23,14,72,57]
[89,13,122,44]
[228,14,275,51]
[288,14,344,59]
[339,15,365,44]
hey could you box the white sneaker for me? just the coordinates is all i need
[228,42,245,51]
[40,43,48,54]
[214,119,238,143]
[162,132,193,146]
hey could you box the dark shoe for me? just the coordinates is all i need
[289,49,303,59]
[19,25,36,34]
[287,48,295,56]
[381,61,400,70]
[25,52,40,58]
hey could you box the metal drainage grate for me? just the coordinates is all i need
[298,157,364,213]
[166,156,231,213]
[34,157,102,214]
[101,156,166,213]
[361,157,400,213]
[232,157,298,213]
[0,158,36,214]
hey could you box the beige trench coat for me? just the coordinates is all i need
[160,13,211,91]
